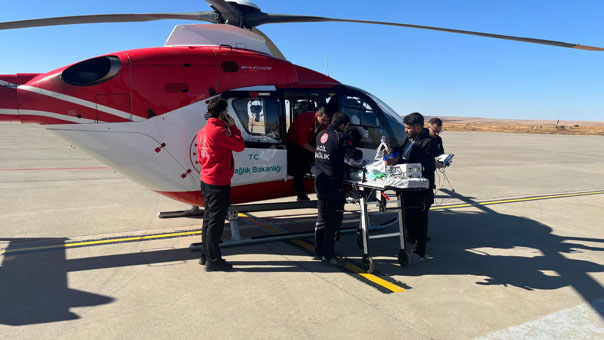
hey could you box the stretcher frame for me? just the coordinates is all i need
[344,177,428,273]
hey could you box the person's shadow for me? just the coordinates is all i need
[356,189,604,318]
[1,189,602,325]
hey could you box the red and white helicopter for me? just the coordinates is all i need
[1,0,603,207]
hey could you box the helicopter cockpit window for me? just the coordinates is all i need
[232,97,282,143]
[365,92,406,148]
[339,95,385,149]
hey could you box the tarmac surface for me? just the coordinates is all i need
[1,121,603,339]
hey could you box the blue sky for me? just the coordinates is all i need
[1,0,603,121]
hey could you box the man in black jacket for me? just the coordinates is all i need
[428,117,445,155]
[314,113,363,265]
[390,112,439,262]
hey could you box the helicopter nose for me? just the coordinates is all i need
[0,75,20,122]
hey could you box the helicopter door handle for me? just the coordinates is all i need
[155,142,167,153]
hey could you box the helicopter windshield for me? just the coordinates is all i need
[345,86,407,147]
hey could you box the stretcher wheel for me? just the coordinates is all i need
[361,255,375,274]
[398,249,410,267]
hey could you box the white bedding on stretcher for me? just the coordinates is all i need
[348,160,429,190]
[310,160,429,191]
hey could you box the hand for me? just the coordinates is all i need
[381,147,393,157]
[224,114,236,126]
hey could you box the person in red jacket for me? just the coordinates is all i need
[286,107,331,201]
[196,97,245,271]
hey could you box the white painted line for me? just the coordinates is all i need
[19,109,97,124]
[0,79,17,88]
[473,299,604,340]
[19,85,143,122]
[0,109,19,115]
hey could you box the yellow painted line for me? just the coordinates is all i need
[291,239,405,293]
[431,203,472,210]
[1,230,202,255]
[5,190,600,256]
[344,263,406,293]
[1,243,67,254]
[432,190,604,210]
[241,213,286,235]
[290,239,314,252]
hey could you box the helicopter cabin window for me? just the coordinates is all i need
[284,92,337,131]
[339,95,384,149]
[231,97,282,144]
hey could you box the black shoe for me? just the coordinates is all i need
[199,255,207,266]
[321,256,345,267]
[313,246,322,260]
[296,195,310,202]
[205,259,233,272]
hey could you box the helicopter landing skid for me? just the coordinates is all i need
[187,218,397,251]
[158,200,320,220]
[157,205,204,219]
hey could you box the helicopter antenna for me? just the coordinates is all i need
[325,56,329,77]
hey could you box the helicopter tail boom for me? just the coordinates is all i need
[0,74,41,122]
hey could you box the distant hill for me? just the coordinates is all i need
[423,116,604,135]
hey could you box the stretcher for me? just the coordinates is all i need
[340,141,455,272]
[312,159,429,273]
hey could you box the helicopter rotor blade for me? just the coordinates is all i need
[2,7,602,52]
[247,13,604,51]
[0,12,218,30]
[204,0,242,25]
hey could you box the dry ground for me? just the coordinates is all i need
[430,116,604,136]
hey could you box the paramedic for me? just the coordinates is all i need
[286,107,331,201]
[314,112,363,265]
[389,112,439,262]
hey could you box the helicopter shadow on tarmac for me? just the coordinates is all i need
[0,238,115,326]
[0,228,354,326]
[1,189,603,325]
[358,189,604,319]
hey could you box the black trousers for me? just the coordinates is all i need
[314,182,346,259]
[200,181,231,263]
[287,141,314,197]
[401,190,433,257]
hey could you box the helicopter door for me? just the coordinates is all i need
[227,92,287,186]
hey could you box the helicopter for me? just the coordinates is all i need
[1,0,603,207]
